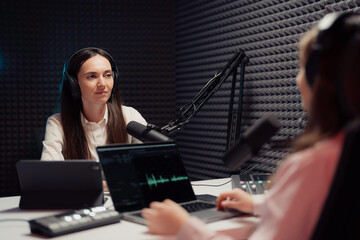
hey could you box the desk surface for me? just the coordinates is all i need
[0,178,259,240]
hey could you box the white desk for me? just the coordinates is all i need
[0,178,259,240]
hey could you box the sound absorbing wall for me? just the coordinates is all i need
[174,0,360,180]
[0,1,176,197]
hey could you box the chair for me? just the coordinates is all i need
[311,121,360,239]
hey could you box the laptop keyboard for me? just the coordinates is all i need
[181,201,215,213]
[127,201,216,220]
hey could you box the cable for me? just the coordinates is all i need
[240,164,259,176]
[191,179,232,187]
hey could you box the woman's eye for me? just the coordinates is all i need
[105,73,113,78]
[87,74,96,79]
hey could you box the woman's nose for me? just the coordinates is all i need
[98,76,106,87]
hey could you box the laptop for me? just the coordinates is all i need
[97,141,242,225]
[16,160,104,209]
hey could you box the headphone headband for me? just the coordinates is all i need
[305,12,351,87]
[62,47,119,100]
[305,12,360,119]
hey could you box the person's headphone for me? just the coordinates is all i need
[62,47,119,100]
[305,12,360,118]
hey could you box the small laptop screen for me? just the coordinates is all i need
[97,142,196,212]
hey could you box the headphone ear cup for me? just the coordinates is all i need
[336,31,360,119]
[111,65,119,96]
[305,48,321,87]
[305,12,353,88]
[64,70,81,100]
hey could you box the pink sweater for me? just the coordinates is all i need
[178,132,345,240]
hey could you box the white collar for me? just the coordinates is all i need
[81,104,109,125]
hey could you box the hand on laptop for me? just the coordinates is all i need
[103,180,109,194]
[142,199,190,235]
[216,188,254,214]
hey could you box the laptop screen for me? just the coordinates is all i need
[97,142,196,212]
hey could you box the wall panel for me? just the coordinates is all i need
[174,0,360,180]
[0,0,175,196]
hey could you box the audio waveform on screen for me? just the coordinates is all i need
[139,174,188,189]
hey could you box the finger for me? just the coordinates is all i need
[217,190,242,209]
[149,201,163,209]
[216,196,228,209]
[221,199,239,209]
[149,201,172,214]
[141,208,156,218]
[141,207,151,215]
[217,194,231,205]
[217,190,241,202]
[163,199,176,205]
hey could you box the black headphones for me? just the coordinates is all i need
[62,47,119,100]
[305,12,360,118]
[305,12,351,87]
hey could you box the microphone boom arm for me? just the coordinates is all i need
[161,49,249,135]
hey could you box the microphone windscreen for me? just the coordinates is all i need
[126,121,172,142]
[244,114,281,153]
[223,113,281,170]
[126,121,146,140]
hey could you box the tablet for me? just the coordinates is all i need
[16,160,104,209]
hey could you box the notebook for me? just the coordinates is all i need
[97,141,242,225]
[16,160,104,209]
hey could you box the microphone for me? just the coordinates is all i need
[223,114,281,170]
[126,121,172,142]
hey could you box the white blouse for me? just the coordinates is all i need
[40,105,147,161]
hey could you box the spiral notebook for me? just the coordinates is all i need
[97,141,242,225]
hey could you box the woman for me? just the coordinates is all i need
[41,47,147,161]
[141,12,360,239]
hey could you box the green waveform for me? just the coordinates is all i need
[142,174,189,189]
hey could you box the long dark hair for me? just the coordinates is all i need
[60,47,128,159]
[293,15,360,151]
